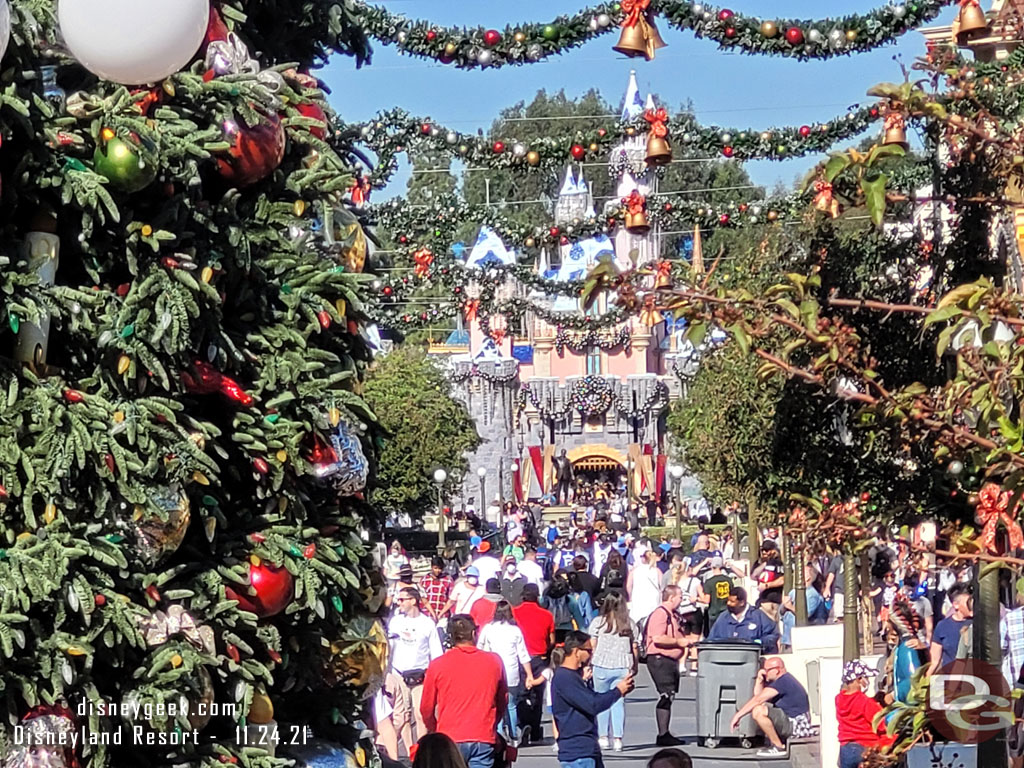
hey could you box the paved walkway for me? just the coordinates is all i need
[516,666,820,768]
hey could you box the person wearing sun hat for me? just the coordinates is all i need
[836,659,894,768]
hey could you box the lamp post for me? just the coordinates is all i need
[433,468,448,553]
[510,461,519,507]
[668,465,684,542]
[477,467,487,524]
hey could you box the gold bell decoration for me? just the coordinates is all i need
[643,107,672,167]
[955,0,989,46]
[623,190,650,234]
[882,112,909,151]
[612,0,667,61]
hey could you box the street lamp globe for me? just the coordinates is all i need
[433,468,448,485]
[511,462,519,472]
[669,464,684,481]
[477,467,487,478]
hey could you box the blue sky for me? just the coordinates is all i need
[319,1,958,199]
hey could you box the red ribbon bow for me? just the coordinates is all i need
[644,108,669,138]
[413,247,434,278]
[655,260,672,287]
[491,328,506,344]
[621,0,651,28]
[960,0,979,7]
[976,482,1024,553]
[624,190,646,216]
[464,299,479,322]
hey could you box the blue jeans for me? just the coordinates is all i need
[839,743,865,768]
[458,741,497,768]
[560,758,603,768]
[592,666,628,739]
[504,683,523,741]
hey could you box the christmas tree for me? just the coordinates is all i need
[0,2,386,767]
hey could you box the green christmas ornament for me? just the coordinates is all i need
[542,25,559,40]
[93,132,157,193]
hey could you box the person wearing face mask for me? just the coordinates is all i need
[445,566,485,616]
[500,557,529,607]
[835,660,894,768]
[707,586,779,653]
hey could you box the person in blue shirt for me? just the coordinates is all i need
[730,657,812,758]
[550,631,635,768]
[927,584,973,676]
[707,586,780,653]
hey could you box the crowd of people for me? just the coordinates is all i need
[372,494,1023,768]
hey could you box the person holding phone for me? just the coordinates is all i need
[550,631,635,768]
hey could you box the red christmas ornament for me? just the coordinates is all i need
[570,144,586,160]
[104,453,116,474]
[722,146,734,157]
[718,9,734,21]
[484,29,501,46]
[64,389,85,403]
[739,203,748,212]
[225,563,295,617]
[869,107,879,117]
[560,236,569,245]
[182,361,254,407]
[398,235,408,244]
[303,543,317,559]
[116,282,131,296]
[426,29,437,41]
[860,491,871,502]
[205,7,230,46]
[785,26,804,45]
[216,112,286,187]
[664,202,673,212]
[253,457,269,474]
[227,643,241,662]
[317,310,332,329]
[799,125,811,137]
[95,594,106,606]
[725,27,736,38]
[598,128,607,137]
[268,648,283,663]
[146,585,162,603]
[382,286,393,296]
[549,226,560,238]
[492,141,505,154]
[719,213,730,224]
[296,102,328,140]
[420,122,432,135]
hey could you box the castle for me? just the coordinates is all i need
[428,72,703,512]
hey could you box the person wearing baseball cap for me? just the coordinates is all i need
[445,565,485,616]
[472,539,501,587]
[836,660,893,768]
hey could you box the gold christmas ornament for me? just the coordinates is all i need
[444,42,458,56]
[133,485,191,566]
[845,29,857,41]
[760,21,778,37]
[526,150,540,166]
[248,691,274,724]
[324,616,389,697]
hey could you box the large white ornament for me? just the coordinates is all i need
[59,0,210,85]
[0,1,10,64]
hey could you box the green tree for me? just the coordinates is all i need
[0,3,385,766]
[406,148,458,206]
[364,346,479,515]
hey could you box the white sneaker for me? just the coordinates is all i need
[613,738,623,752]
[598,737,610,749]
[756,745,788,759]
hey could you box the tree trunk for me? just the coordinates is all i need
[795,534,807,626]
[858,551,873,656]
[843,544,858,663]
[746,492,759,568]
[975,561,1005,762]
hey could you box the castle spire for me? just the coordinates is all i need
[621,69,645,121]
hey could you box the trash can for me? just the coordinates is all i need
[695,641,762,749]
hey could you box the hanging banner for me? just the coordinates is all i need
[528,445,545,495]
[655,453,667,500]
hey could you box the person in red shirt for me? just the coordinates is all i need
[470,578,503,628]
[836,660,894,768]
[511,583,555,744]
[421,615,507,768]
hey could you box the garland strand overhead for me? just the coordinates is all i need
[351,104,882,188]
[352,0,953,69]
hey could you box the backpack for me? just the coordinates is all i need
[548,595,573,628]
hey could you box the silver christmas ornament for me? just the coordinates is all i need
[597,13,611,27]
